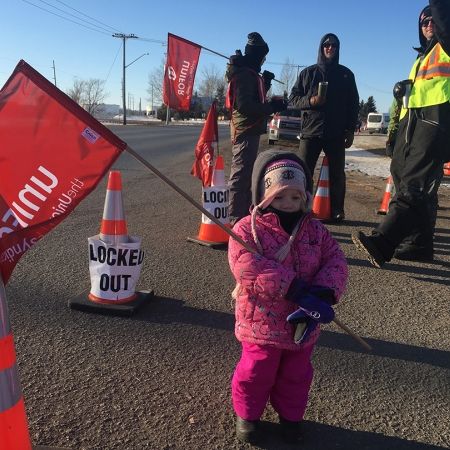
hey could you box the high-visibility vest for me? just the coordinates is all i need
[399,43,450,119]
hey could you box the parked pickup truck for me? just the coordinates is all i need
[268,108,302,144]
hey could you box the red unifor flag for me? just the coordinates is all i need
[163,33,201,111]
[191,101,218,187]
[0,60,127,284]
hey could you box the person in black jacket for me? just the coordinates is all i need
[289,33,359,223]
[352,0,450,267]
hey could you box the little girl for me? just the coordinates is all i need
[228,149,348,444]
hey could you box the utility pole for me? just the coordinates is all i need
[52,60,57,87]
[151,84,154,116]
[112,33,138,125]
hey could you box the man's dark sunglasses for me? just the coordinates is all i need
[421,18,434,27]
[323,43,337,49]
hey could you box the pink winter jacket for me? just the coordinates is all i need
[228,211,348,351]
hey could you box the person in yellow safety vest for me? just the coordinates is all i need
[352,0,450,267]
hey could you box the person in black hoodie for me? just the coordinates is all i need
[353,0,450,267]
[289,33,359,223]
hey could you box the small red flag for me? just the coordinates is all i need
[191,101,218,187]
[0,60,127,283]
[163,33,201,111]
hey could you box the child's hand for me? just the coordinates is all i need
[286,309,318,344]
[292,294,335,324]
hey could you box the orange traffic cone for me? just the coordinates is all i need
[69,171,152,316]
[444,162,450,176]
[0,275,32,450]
[188,156,230,248]
[312,156,331,220]
[99,171,129,245]
[377,176,394,215]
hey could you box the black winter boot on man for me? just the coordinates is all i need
[393,244,434,262]
[235,416,260,443]
[352,231,387,268]
[330,212,345,224]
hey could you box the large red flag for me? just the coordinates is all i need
[163,33,201,111]
[191,101,218,187]
[0,60,127,284]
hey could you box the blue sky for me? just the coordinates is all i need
[1,0,429,114]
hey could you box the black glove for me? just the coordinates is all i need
[344,130,354,148]
[262,70,275,91]
[393,79,412,100]
[262,70,275,82]
[269,98,287,113]
[386,140,395,158]
[229,49,243,66]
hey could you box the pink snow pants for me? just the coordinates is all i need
[232,341,314,422]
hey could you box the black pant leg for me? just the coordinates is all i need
[228,134,260,223]
[323,137,346,216]
[377,112,446,253]
[298,137,323,192]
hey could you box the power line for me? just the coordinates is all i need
[22,1,167,47]
[21,0,113,35]
[104,42,123,83]
[35,0,119,34]
[136,37,165,45]
[52,0,122,33]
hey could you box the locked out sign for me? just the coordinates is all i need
[201,186,229,224]
[88,236,144,302]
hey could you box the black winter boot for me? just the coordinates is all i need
[279,416,303,444]
[352,231,386,268]
[235,416,260,443]
[394,245,434,262]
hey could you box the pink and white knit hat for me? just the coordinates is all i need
[257,159,308,210]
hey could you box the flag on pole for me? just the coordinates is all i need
[163,33,201,111]
[191,101,218,187]
[0,60,127,284]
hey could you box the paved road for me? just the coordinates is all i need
[7,125,449,449]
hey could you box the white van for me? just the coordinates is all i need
[366,112,390,134]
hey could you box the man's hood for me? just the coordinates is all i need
[415,5,437,54]
[317,33,340,70]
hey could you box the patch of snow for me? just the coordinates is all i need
[345,147,449,188]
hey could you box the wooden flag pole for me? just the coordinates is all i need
[125,145,372,352]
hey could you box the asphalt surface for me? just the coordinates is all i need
[5,126,449,450]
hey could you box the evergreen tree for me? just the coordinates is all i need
[366,96,377,114]
[358,96,378,120]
